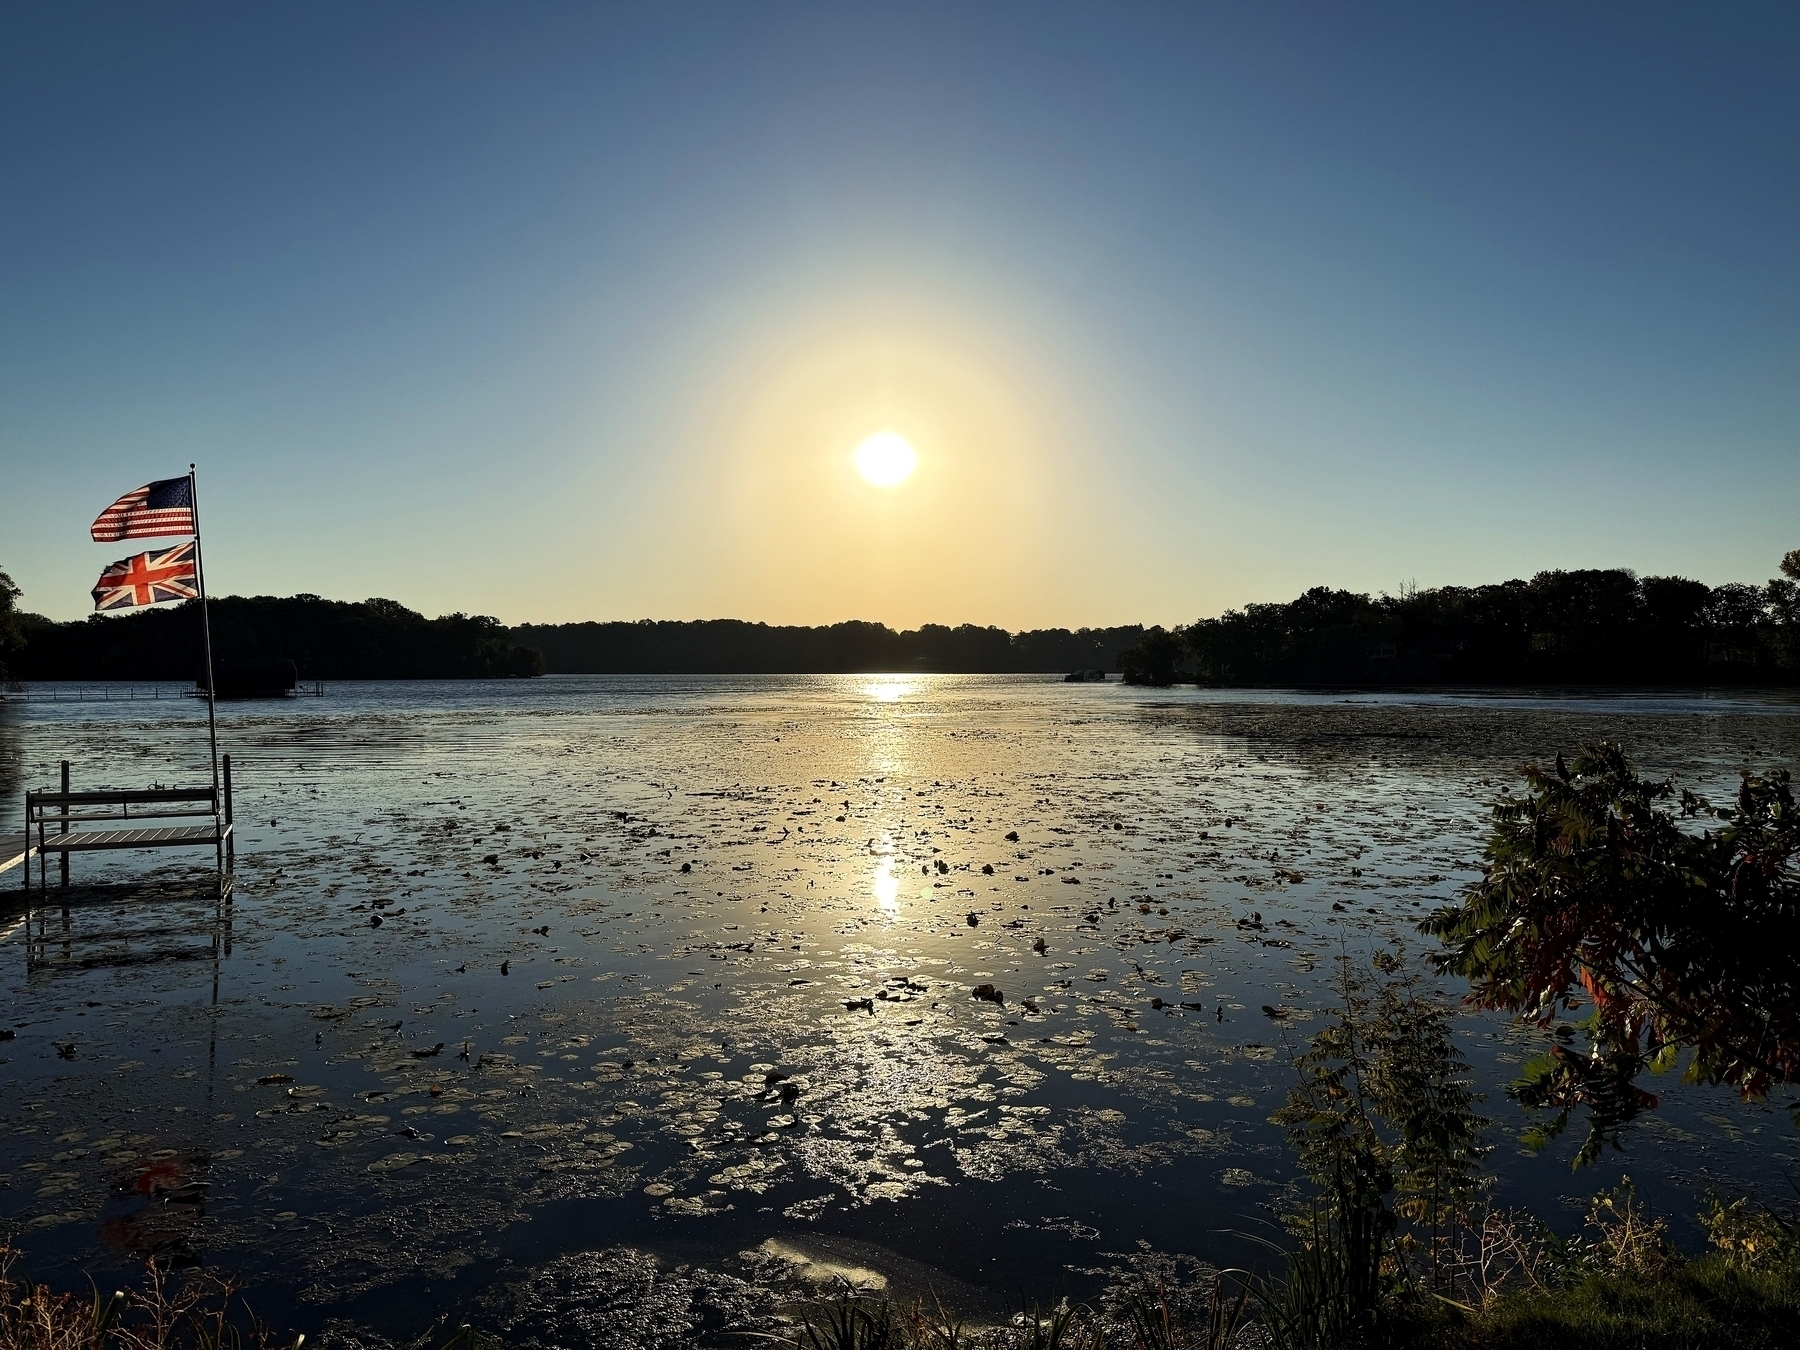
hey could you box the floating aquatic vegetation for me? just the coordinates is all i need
[2,679,1793,1328]
[480,1246,780,1350]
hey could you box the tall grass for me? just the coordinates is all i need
[755,1239,1800,1350]
[0,1244,494,1350]
[0,1243,295,1350]
[753,1268,1253,1350]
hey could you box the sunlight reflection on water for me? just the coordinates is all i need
[871,854,899,914]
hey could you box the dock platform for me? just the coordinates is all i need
[21,758,235,897]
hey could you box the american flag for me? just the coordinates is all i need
[92,541,200,611]
[91,476,196,542]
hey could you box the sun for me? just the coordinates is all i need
[853,431,917,488]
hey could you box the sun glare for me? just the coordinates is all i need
[872,855,899,914]
[853,431,917,488]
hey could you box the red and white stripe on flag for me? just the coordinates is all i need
[91,476,196,542]
[92,541,200,612]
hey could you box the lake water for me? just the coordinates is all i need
[2,676,1797,1342]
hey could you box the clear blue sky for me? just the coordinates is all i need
[3,3,1796,627]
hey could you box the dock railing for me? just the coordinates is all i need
[23,757,235,897]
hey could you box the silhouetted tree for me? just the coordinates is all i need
[1770,549,1800,672]
[0,566,23,685]
[1117,627,1186,685]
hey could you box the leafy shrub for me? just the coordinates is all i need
[1700,1194,1795,1270]
[1421,743,1800,1164]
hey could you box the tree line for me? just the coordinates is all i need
[1118,552,1800,686]
[5,592,544,681]
[0,591,1142,681]
[6,553,1799,685]
[509,618,1146,674]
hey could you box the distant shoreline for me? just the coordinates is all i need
[6,553,1797,686]
[6,675,1798,696]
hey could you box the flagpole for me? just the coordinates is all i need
[188,464,223,885]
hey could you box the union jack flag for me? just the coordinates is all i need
[91,477,196,542]
[92,541,200,611]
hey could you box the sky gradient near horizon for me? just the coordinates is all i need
[3,3,1797,627]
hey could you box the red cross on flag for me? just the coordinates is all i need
[92,540,200,611]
